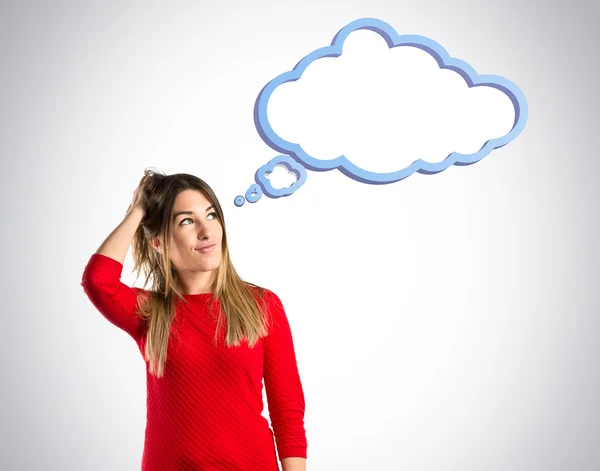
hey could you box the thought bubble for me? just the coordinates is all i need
[235,17,527,206]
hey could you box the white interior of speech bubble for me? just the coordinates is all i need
[267,29,515,174]
[265,164,299,190]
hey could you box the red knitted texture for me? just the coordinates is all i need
[81,253,307,470]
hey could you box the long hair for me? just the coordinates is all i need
[130,168,270,378]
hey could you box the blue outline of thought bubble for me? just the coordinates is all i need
[253,17,528,185]
[235,155,307,206]
[255,155,307,198]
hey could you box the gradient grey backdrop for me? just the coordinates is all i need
[1,1,599,470]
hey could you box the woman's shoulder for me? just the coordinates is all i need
[245,283,277,297]
[245,283,282,307]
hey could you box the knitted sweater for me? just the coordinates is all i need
[81,253,307,470]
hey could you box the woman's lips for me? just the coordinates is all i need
[195,244,215,254]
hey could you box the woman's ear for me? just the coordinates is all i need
[150,237,162,253]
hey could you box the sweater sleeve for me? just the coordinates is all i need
[80,253,148,343]
[263,289,308,460]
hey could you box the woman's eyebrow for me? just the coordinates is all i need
[173,205,214,220]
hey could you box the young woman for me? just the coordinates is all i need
[81,168,307,471]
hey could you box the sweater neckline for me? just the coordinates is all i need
[181,292,214,299]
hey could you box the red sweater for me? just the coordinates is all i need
[81,253,307,470]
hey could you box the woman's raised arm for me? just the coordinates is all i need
[80,175,150,343]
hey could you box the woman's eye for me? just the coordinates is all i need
[180,213,218,225]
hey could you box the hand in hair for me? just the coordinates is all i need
[127,174,150,216]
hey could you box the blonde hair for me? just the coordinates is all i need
[130,168,270,378]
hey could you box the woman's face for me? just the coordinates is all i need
[163,189,223,275]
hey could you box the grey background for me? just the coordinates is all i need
[1,1,598,470]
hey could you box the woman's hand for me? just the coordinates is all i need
[96,174,151,264]
[126,175,149,216]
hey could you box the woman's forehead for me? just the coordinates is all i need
[174,189,210,207]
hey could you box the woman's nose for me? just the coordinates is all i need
[197,225,211,238]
